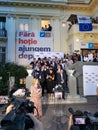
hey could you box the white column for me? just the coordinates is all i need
[52,18,61,52]
[31,17,40,31]
[6,16,16,63]
[60,21,67,54]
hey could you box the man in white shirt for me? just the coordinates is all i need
[13,88,26,97]
[88,51,93,61]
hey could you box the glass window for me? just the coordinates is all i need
[0,47,6,64]
[25,24,29,31]
[41,20,50,31]
[19,24,24,31]
[19,18,29,31]
[0,17,7,37]
[19,23,28,31]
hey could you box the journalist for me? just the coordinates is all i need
[5,90,44,130]
[6,87,26,114]
[67,109,84,130]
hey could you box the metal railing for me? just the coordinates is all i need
[0,29,7,37]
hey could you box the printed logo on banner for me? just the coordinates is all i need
[80,43,88,49]
[40,32,45,37]
[45,32,51,37]
[94,43,98,49]
[88,43,94,49]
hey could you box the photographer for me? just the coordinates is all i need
[6,87,26,114]
[67,109,85,130]
[2,88,44,130]
[5,107,44,130]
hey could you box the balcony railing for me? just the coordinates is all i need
[0,29,7,37]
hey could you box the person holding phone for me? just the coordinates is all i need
[67,110,84,130]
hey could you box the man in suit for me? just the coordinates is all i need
[56,69,68,99]
[39,65,45,97]
[47,24,52,31]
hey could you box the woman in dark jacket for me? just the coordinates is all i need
[46,68,55,101]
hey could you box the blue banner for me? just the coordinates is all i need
[77,16,92,31]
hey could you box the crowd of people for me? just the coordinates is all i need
[4,50,98,130]
[30,50,98,99]
[29,51,98,118]
[30,56,69,101]
[64,51,98,63]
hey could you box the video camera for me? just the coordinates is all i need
[0,89,35,130]
[73,116,86,125]
[68,107,98,130]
